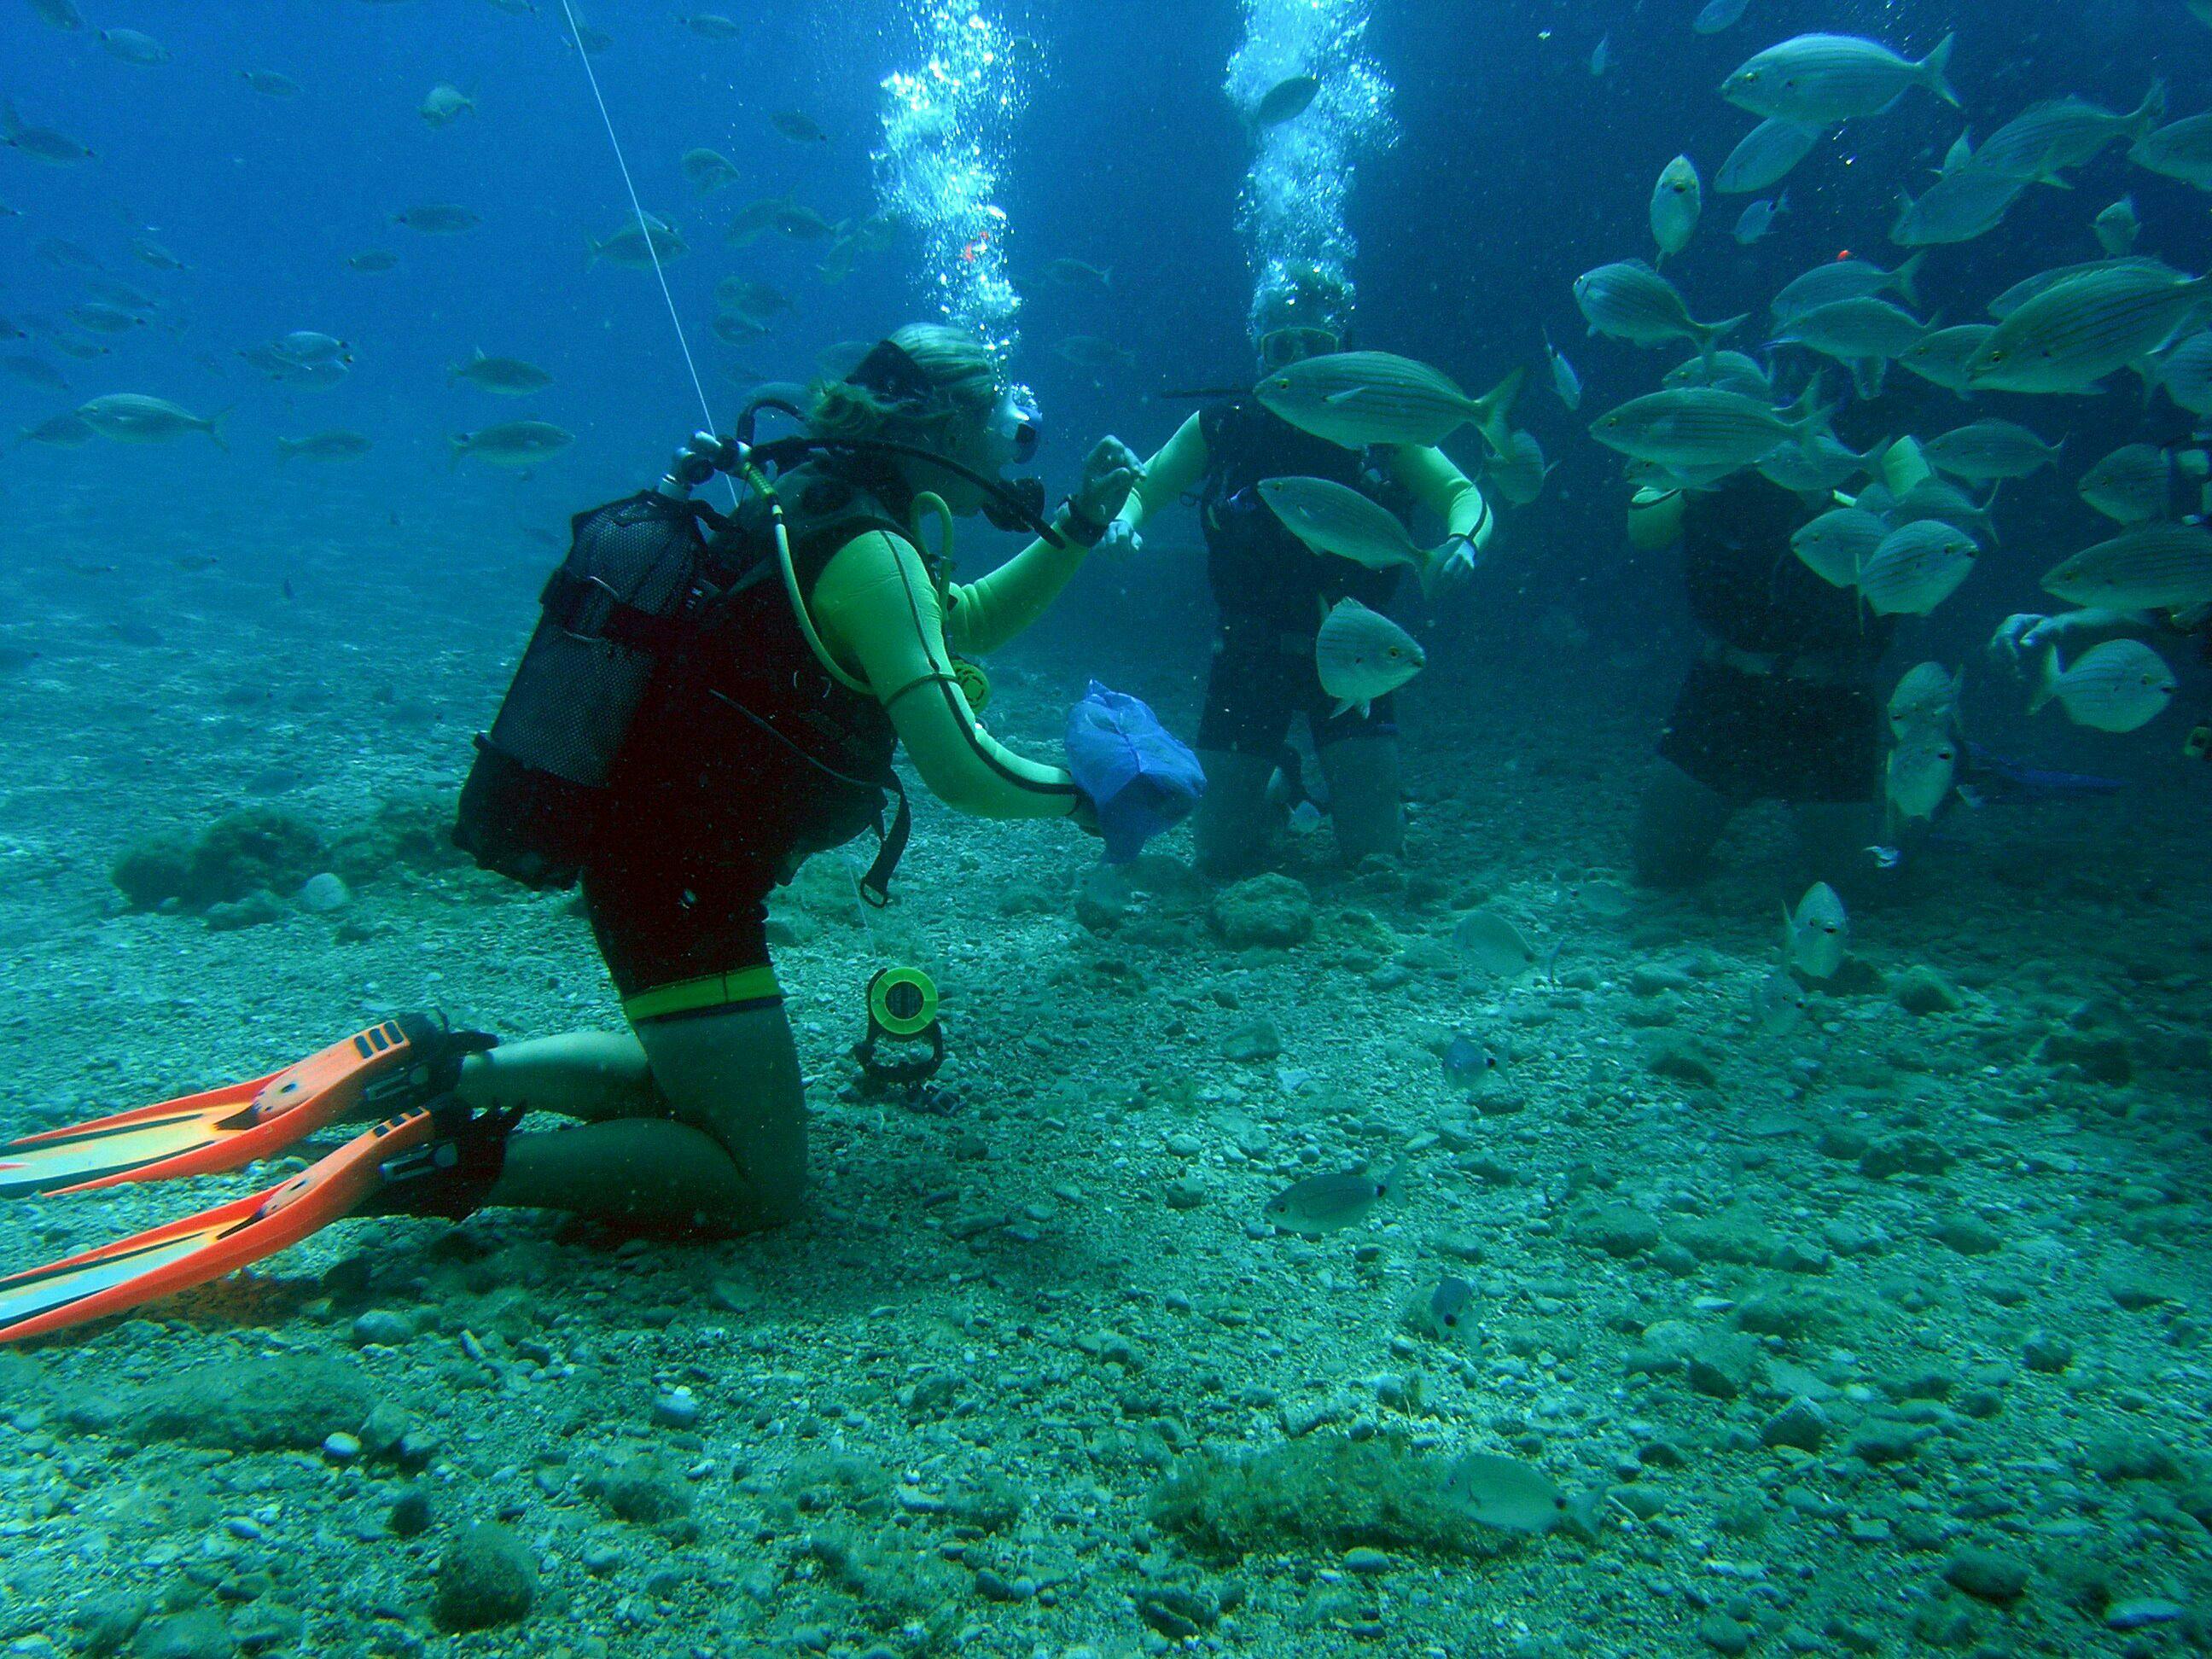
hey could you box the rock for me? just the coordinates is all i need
[71,1592,148,1659]
[203,888,287,932]
[587,1451,693,1523]
[1641,1034,1720,1087]
[1934,1216,2003,1256]
[1769,1238,1831,1275]
[1942,1546,2029,1604]
[434,1520,538,1631]
[1760,1397,1830,1452]
[2022,1330,2075,1374]
[1569,1204,1661,1260]
[1697,1613,1752,1656]
[2040,1029,2133,1086]
[125,1357,370,1452]
[2105,1598,2186,1631]
[1163,1174,1208,1212]
[1893,966,1962,1016]
[1858,1132,1953,1180]
[651,1388,700,1430]
[389,1488,434,1539]
[1221,1019,1282,1062]
[351,1308,413,1348]
[131,1610,233,1659]
[1211,874,1314,948]
[1685,1335,1758,1400]
[296,871,351,913]
[322,1432,362,1464]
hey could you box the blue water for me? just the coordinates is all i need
[4,1,2212,1649]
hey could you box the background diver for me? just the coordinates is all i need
[1104,265,1496,876]
[0,325,1150,1342]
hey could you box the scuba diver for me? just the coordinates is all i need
[0,325,1144,1344]
[1627,441,1938,888]
[1103,265,1495,876]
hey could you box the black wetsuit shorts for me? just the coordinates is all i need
[1197,613,1398,756]
[1657,660,1880,805]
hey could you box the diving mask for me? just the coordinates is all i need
[977,383,1043,529]
[1257,326,1342,371]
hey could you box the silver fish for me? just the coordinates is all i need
[1886,731,1958,820]
[1486,430,1552,507]
[2157,332,2212,416]
[1650,154,1702,264]
[1772,254,1924,321]
[276,430,372,463]
[1858,521,1977,616]
[1451,911,1537,976]
[1783,882,1848,981]
[1264,1161,1402,1237]
[589,215,686,267]
[1733,193,1788,244]
[2129,114,2212,189]
[1895,323,1994,395]
[1315,597,1425,718]
[1,100,93,164]
[1663,349,1772,398]
[1987,256,2175,321]
[1574,262,1746,363]
[1722,32,1959,125]
[449,420,574,469]
[1888,661,1963,738]
[1715,116,1821,195]
[2076,444,2172,525]
[1543,328,1582,410]
[1427,1276,1478,1334]
[76,393,224,448]
[1791,507,1886,587]
[1258,352,1522,455]
[1922,419,2063,482]
[1750,970,1807,1035]
[1975,84,2163,182]
[1890,164,2026,247]
[2041,524,2212,611]
[393,204,482,234]
[450,349,552,394]
[681,147,740,193]
[1258,476,1450,585]
[1695,0,1751,34]
[1589,383,1826,473]
[1966,266,2211,395]
[2032,640,2177,733]
[1441,1453,1566,1534]
[1770,295,1926,361]
[98,27,170,65]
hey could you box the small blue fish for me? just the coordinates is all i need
[1441,1035,1506,1092]
[1867,844,1903,870]
[1265,1161,1403,1237]
[1429,1276,1476,1332]
[1733,191,1790,244]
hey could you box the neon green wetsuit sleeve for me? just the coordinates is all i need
[940,510,1096,656]
[1113,413,1208,534]
[811,530,1080,819]
[1386,445,1494,550]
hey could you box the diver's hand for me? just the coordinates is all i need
[1097,519,1142,556]
[1431,533,1481,590]
[1989,614,2052,668]
[1072,436,1144,526]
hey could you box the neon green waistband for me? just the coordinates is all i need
[622,965,783,1025]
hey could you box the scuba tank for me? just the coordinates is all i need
[452,399,1074,891]
[452,480,726,890]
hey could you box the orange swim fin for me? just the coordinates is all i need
[0,1016,495,1199]
[0,1102,521,1347]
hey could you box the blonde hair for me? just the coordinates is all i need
[807,323,1000,453]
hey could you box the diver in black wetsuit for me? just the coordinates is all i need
[1104,267,1494,874]
[1629,469,1899,887]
